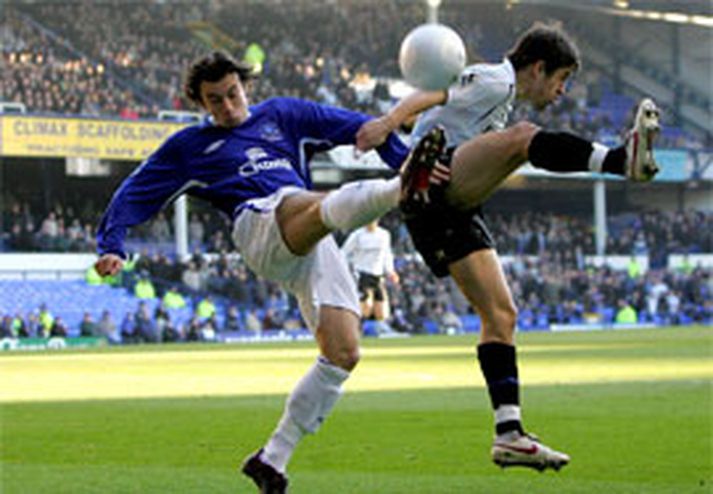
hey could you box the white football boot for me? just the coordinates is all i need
[624,98,661,182]
[492,432,570,472]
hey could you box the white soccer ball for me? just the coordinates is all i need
[399,23,466,90]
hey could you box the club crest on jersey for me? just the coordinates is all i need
[259,121,283,142]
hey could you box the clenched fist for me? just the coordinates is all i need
[95,253,124,277]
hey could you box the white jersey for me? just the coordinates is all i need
[411,59,516,148]
[341,226,395,277]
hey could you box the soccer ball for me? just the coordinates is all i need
[399,23,466,90]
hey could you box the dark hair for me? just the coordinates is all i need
[184,51,254,104]
[506,22,580,75]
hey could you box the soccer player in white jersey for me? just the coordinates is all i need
[341,219,399,332]
[357,22,661,471]
[93,51,438,493]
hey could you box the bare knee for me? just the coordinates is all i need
[315,307,362,371]
[506,121,540,163]
[481,302,518,344]
[326,346,361,371]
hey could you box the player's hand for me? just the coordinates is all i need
[95,253,124,277]
[388,271,400,285]
[356,116,394,152]
[429,162,451,186]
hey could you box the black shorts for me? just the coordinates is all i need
[357,272,386,301]
[401,149,496,278]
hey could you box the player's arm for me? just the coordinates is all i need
[383,231,399,285]
[95,137,187,276]
[281,98,409,170]
[356,89,447,152]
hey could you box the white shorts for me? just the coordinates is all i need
[231,187,360,332]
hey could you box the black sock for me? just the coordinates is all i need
[477,342,524,435]
[602,146,626,176]
[528,130,593,173]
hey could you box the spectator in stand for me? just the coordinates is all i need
[615,299,638,324]
[162,286,187,309]
[185,315,202,341]
[25,313,41,338]
[261,308,284,331]
[390,307,415,334]
[97,310,119,343]
[245,309,263,333]
[38,304,54,337]
[188,213,205,248]
[438,304,464,334]
[155,302,182,342]
[134,274,157,299]
[149,213,172,243]
[79,312,97,337]
[196,295,217,320]
[0,315,14,338]
[134,301,158,343]
[49,316,68,337]
[38,212,59,249]
[8,313,27,337]
[163,321,183,343]
[120,310,137,344]
[202,314,220,340]
[224,305,243,332]
[182,261,204,292]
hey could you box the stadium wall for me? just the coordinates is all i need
[0,253,95,280]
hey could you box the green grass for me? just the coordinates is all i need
[1,326,711,493]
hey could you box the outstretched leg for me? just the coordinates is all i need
[275,178,401,257]
[445,122,537,210]
[437,98,661,211]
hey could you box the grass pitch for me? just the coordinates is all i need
[1,326,711,493]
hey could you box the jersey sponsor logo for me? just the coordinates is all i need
[259,121,283,142]
[245,147,268,161]
[203,139,226,154]
[238,146,292,177]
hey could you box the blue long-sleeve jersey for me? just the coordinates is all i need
[96,97,409,259]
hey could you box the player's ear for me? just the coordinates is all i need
[532,60,546,77]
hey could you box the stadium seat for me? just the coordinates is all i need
[460,314,480,333]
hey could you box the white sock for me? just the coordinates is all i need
[495,404,522,439]
[320,177,400,231]
[588,143,609,173]
[262,356,350,473]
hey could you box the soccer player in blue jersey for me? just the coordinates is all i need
[94,51,417,493]
[357,23,660,472]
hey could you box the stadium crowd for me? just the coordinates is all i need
[3,199,711,260]
[1,1,710,340]
[1,202,711,341]
[1,242,710,342]
[2,1,705,147]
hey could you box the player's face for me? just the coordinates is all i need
[200,73,249,128]
[530,65,574,110]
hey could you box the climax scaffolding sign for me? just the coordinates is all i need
[0,115,189,161]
